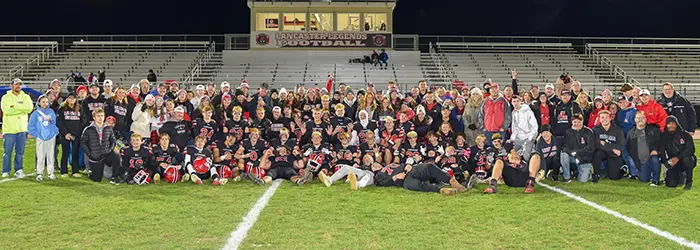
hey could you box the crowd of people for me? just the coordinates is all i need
[0,70,696,194]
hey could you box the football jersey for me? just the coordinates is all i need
[212,140,240,166]
[225,119,249,142]
[270,154,297,169]
[240,138,269,162]
[120,146,150,169]
[333,144,359,166]
[330,116,353,141]
[192,118,218,146]
[352,120,378,144]
[400,142,422,163]
[303,121,330,143]
[397,121,415,135]
[302,143,332,167]
[183,145,214,174]
[374,163,406,187]
[268,117,292,140]
[378,127,402,147]
[423,141,446,163]
[359,142,383,159]
[150,143,181,166]
[486,146,508,166]
[251,118,272,140]
[269,138,299,154]
[469,146,489,167]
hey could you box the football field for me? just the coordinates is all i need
[0,139,699,249]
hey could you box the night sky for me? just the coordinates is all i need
[3,0,699,38]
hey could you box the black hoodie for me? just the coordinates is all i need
[561,126,595,163]
[593,123,625,158]
[658,116,695,164]
[659,92,697,133]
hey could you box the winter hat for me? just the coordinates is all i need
[470,87,482,96]
[221,81,231,88]
[222,93,232,100]
[539,124,552,133]
[666,116,680,128]
[344,87,353,96]
[357,89,366,96]
[455,95,465,103]
[238,82,248,89]
[76,85,88,94]
[130,84,140,90]
[545,83,555,90]
[320,88,329,95]
[443,95,453,102]
[270,88,278,95]
[66,92,76,99]
[280,88,288,95]
[174,106,185,113]
[416,105,426,114]
[177,89,187,96]
[145,94,155,101]
[235,89,245,97]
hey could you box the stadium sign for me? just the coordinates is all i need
[251,31,392,49]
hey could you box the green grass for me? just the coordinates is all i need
[0,138,698,249]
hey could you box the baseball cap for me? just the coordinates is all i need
[130,84,140,90]
[594,95,603,101]
[490,83,499,90]
[560,89,571,95]
[196,85,205,91]
[12,78,22,85]
[545,83,555,89]
[239,82,249,89]
[103,79,113,86]
[617,95,632,102]
[88,82,99,88]
[221,81,230,88]
[105,116,116,123]
[272,106,281,112]
[640,89,651,96]
[174,106,185,113]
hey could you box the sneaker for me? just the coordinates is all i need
[318,171,332,187]
[61,174,69,178]
[252,176,266,185]
[15,170,25,178]
[48,174,56,180]
[552,175,559,182]
[621,165,629,177]
[191,175,202,185]
[650,181,659,187]
[536,170,545,182]
[684,182,692,190]
[483,180,498,194]
[72,173,81,178]
[109,177,121,185]
[36,174,43,182]
[182,173,190,182]
[1,173,9,178]
[545,169,553,179]
[348,172,358,191]
[563,178,572,183]
[592,174,600,183]
[525,179,535,193]
[628,175,638,180]
[153,173,161,184]
[440,188,458,196]
[466,174,478,190]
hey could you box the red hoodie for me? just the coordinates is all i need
[636,99,668,131]
[587,107,606,128]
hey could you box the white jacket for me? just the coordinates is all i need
[511,104,538,141]
[131,103,152,138]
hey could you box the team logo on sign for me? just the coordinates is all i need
[256,33,270,46]
[372,34,387,47]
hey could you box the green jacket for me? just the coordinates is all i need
[1,90,33,134]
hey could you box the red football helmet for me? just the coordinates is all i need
[217,165,232,179]
[192,157,212,174]
[163,166,181,183]
[245,162,266,179]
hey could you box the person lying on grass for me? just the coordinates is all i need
[484,148,541,194]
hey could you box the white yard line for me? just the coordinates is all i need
[0,173,37,184]
[222,179,282,250]
[538,182,700,250]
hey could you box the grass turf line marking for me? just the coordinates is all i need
[538,182,700,250]
[222,179,282,250]
[0,173,37,184]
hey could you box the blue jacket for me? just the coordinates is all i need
[617,107,637,136]
[28,95,59,141]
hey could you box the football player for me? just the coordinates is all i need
[378,117,402,165]
[301,108,331,145]
[298,131,332,184]
[269,128,299,156]
[235,128,269,184]
[182,135,228,185]
[149,133,184,184]
[351,110,379,145]
[326,132,360,175]
[484,148,541,194]
[422,132,445,164]
[213,130,242,181]
[438,146,467,183]
[250,107,272,140]
[399,131,422,164]
[268,106,292,141]
[330,104,353,144]
[259,146,304,185]
[465,134,491,189]
[191,105,218,146]
[120,133,152,184]
[358,130,386,163]
[224,106,248,142]
[319,154,383,191]
[397,110,415,135]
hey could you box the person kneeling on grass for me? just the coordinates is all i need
[81,108,121,183]
[149,133,184,184]
[483,148,540,194]
[375,163,466,196]
[258,146,304,185]
[28,95,60,181]
[591,110,625,183]
[182,135,228,186]
[659,116,695,190]
[119,133,153,185]
[319,154,383,190]
[626,112,662,187]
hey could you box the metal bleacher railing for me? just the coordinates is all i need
[184,42,216,87]
[5,42,58,80]
[584,44,640,86]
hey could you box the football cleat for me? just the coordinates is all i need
[318,171,332,187]
[182,173,190,182]
[252,176,266,185]
[153,173,161,184]
[48,174,56,180]
[191,175,202,185]
[232,175,242,182]
[348,172,358,191]
[466,174,479,190]
[535,170,545,182]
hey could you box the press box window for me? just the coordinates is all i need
[337,13,361,31]
[364,13,388,32]
[256,13,279,31]
[283,13,307,31]
[310,13,333,31]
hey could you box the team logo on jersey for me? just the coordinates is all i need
[680,138,685,144]
[581,138,585,144]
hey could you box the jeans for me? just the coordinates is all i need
[622,148,639,176]
[638,156,661,183]
[2,132,27,174]
[484,131,505,146]
[560,152,592,181]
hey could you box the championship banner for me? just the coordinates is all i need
[251,31,392,49]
